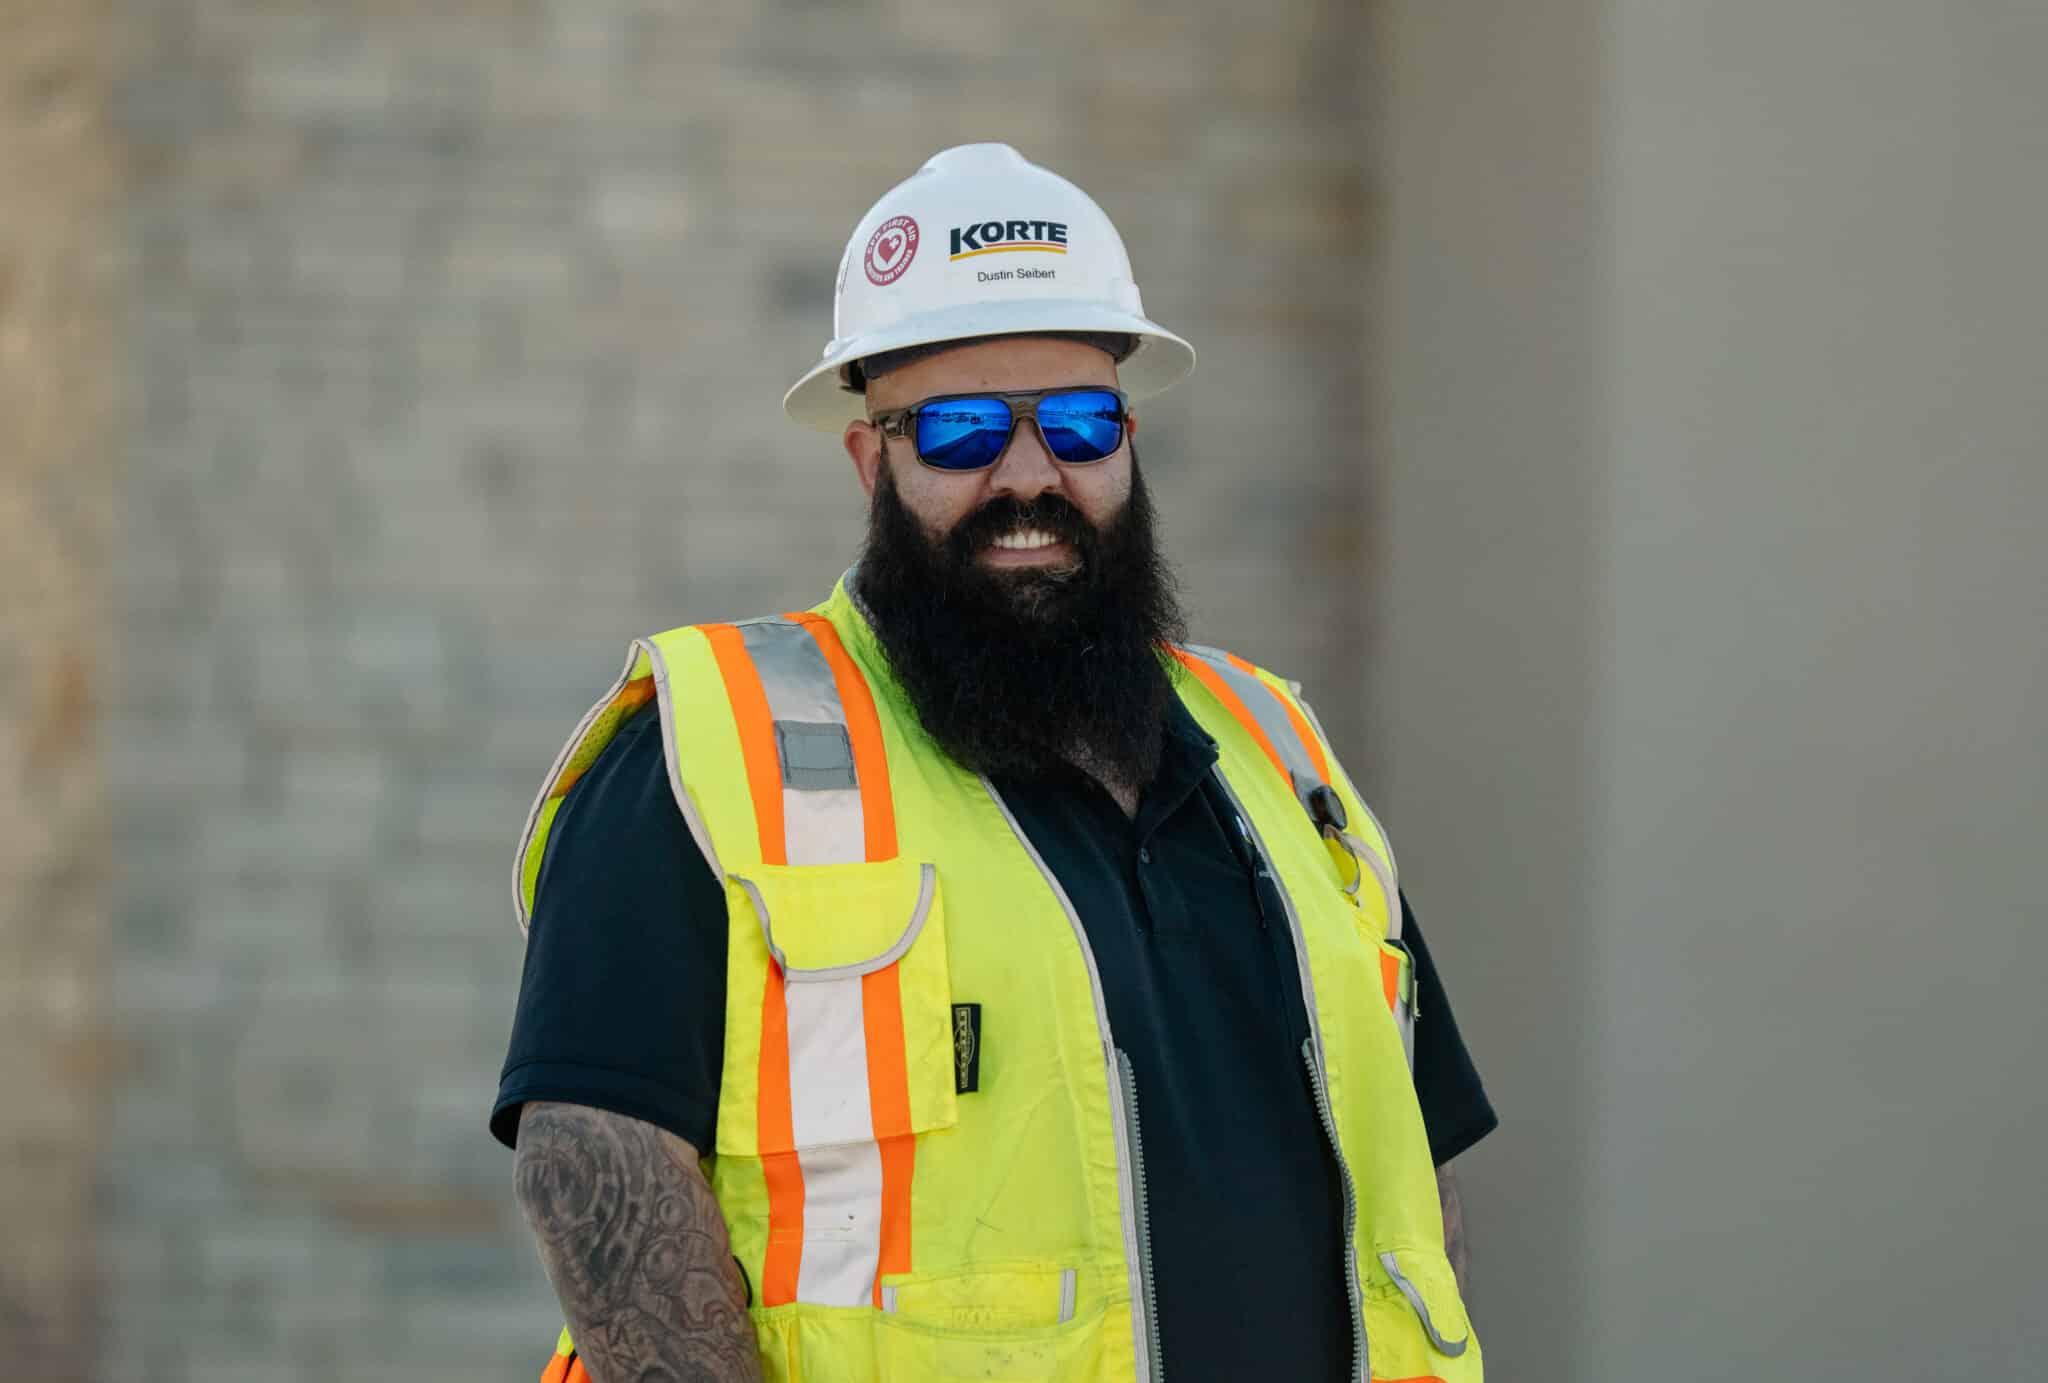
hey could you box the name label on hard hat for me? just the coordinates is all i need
[949,220,1069,259]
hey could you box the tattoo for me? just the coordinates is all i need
[1437,1163,1471,1297]
[514,1102,761,1383]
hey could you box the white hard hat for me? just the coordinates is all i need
[783,143,1197,432]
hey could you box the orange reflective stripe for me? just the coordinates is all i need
[1285,693,1332,784]
[790,612,898,861]
[1380,946,1403,1014]
[757,964,805,1305]
[874,1132,916,1307]
[1173,647,1289,785]
[701,623,787,865]
[1228,654,1330,786]
[861,961,916,1304]
[540,1352,572,1383]
[564,1360,591,1383]
[861,966,913,1139]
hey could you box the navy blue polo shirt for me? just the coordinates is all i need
[494,697,1494,1382]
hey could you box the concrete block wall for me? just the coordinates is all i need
[100,1,1374,1379]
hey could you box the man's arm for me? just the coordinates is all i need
[513,1101,761,1383]
[1437,1162,1471,1296]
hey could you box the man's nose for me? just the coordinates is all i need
[985,417,1062,498]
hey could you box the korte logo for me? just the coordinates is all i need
[949,219,1069,260]
[864,215,920,286]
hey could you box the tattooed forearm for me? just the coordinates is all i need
[1437,1162,1471,1297]
[514,1101,760,1383]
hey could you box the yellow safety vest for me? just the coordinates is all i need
[515,576,1482,1383]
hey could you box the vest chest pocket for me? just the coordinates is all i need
[716,857,959,1312]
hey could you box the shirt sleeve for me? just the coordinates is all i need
[1399,890,1499,1166]
[490,699,728,1153]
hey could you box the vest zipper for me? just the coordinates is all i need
[1302,1039,1366,1383]
[982,778,1163,1383]
[1116,1048,1165,1383]
[1212,774,1369,1383]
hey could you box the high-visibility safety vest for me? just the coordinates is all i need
[514,576,1482,1383]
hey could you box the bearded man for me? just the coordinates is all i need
[494,145,1494,1383]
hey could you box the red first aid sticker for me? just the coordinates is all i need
[864,215,920,286]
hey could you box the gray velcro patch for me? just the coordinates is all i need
[775,720,857,791]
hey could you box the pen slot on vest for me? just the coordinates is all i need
[1219,788,1277,931]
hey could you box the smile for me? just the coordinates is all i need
[989,529,1063,551]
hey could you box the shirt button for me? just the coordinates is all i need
[1138,847,1152,865]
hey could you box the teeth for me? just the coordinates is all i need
[993,529,1060,550]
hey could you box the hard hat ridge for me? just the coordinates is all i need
[782,143,1195,432]
[847,330,1136,389]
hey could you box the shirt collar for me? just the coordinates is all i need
[1134,694,1221,835]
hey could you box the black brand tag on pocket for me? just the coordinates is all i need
[952,1003,982,1094]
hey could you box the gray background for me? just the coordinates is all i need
[3,1,2043,1380]
[1371,3,2048,1380]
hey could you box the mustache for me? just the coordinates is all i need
[948,493,1095,557]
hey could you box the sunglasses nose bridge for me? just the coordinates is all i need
[1015,401,1063,458]
[987,406,1062,488]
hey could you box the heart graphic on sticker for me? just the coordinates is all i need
[864,215,919,286]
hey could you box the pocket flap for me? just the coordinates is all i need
[1376,1248,1472,1357]
[733,860,936,980]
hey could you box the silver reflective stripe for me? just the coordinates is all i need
[1184,644,1324,807]
[879,1284,899,1314]
[1350,832,1398,943]
[1058,1267,1078,1324]
[738,619,866,866]
[1378,1251,1469,1357]
[1295,694,1400,907]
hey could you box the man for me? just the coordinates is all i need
[494,144,1494,1383]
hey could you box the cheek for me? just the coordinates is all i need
[1064,454,1133,523]
[891,458,985,536]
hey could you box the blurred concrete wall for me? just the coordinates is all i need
[1369,3,2048,1379]
[1361,3,1607,1378]
[0,2,116,1377]
[97,2,1373,1379]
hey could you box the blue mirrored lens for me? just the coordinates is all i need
[1035,390,1126,463]
[916,399,1013,470]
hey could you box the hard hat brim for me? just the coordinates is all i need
[782,299,1196,433]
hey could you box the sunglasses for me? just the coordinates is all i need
[870,386,1132,471]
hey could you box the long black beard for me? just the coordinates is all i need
[855,451,1187,790]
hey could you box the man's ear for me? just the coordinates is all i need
[845,419,884,498]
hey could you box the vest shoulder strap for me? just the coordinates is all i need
[513,643,657,932]
[1170,643,1402,925]
[512,611,899,932]
[675,612,898,871]
[1172,642,1421,1057]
